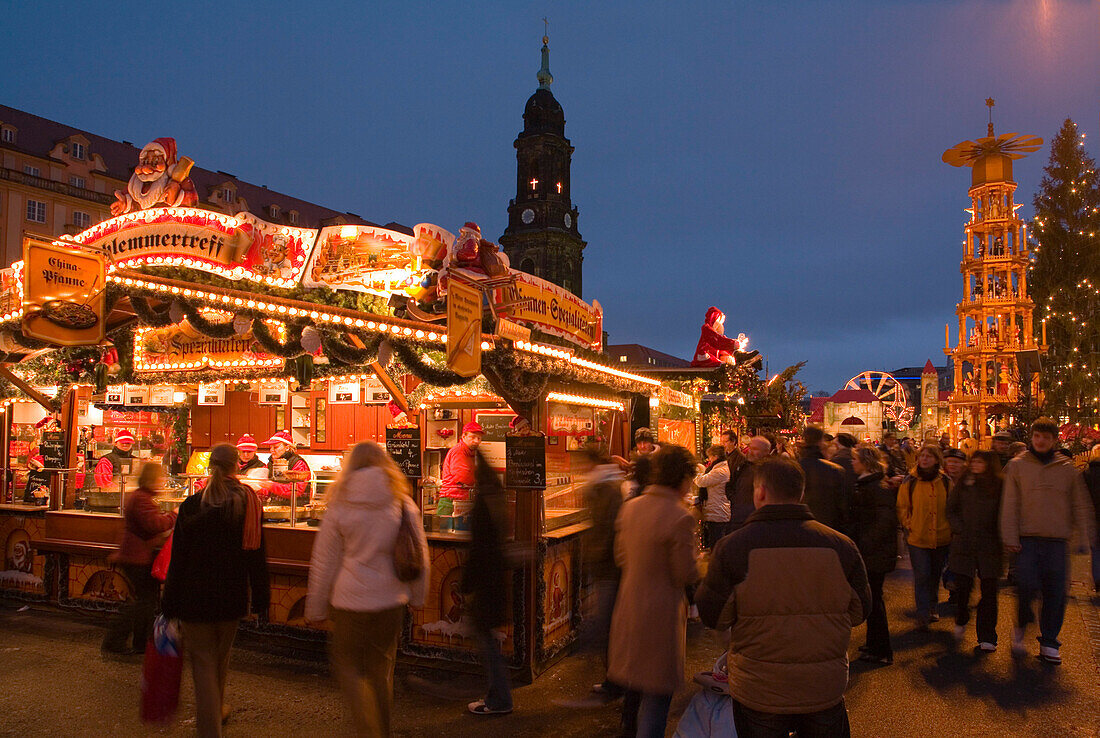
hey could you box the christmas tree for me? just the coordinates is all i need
[1030,118,1100,423]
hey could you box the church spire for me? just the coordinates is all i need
[537,20,553,90]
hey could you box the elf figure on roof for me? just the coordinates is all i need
[264,430,311,503]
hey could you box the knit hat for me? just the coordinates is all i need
[943,448,966,461]
[114,430,135,446]
[236,434,258,452]
[264,430,294,446]
[462,421,484,435]
[992,430,1013,442]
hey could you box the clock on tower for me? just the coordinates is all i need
[499,33,587,297]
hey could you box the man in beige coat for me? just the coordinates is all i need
[607,445,699,738]
[1000,417,1097,664]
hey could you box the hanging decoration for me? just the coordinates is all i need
[300,325,322,354]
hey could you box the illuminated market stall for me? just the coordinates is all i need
[0,140,665,678]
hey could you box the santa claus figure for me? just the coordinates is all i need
[691,307,744,367]
[445,222,510,276]
[111,138,198,216]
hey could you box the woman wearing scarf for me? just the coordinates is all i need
[896,445,951,631]
[162,443,268,737]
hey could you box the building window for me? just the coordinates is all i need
[619,356,627,363]
[23,165,40,177]
[269,204,280,219]
[288,211,298,225]
[71,142,85,160]
[73,211,91,229]
[1,128,13,143]
[26,200,46,223]
[70,175,86,189]
[222,188,234,202]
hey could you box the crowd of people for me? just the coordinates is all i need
[97,417,1099,737]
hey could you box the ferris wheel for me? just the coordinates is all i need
[844,371,915,430]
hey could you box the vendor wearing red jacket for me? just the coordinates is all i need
[440,422,483,505]
[236,435,266,475]
[264,430,311,503]
[94,430,135,490]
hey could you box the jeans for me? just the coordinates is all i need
[621,690,672,738]
[589,579,624,697]
[1015,537,1068,649]
[908,544,949,619]
[103,563,159,652]
[731,698,851,738]
[954,574,999,644]
[329,606,404,736]
[477,629,512,711]
[864,572,892,658]
[703,521,729,549]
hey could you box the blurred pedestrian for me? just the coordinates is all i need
[798,426,847,533]
[162,444,268,738]
[991,430,1014,468]
[947,450,1003,652]
[306,442,429,736]
[1001,418,1097,663]
[693,445,731,549]
[727,434,770,533]
[103,462,176,655]
[578,445,625,702]
[879,433,908,479]
[462,453,514,714]
[697,456,870,737]
[943,448,966,486]
[897,445,951,630]
[831,433,859,524]
[1085,445,1100,592]
[608,445,699,738]
[851,447,897,664]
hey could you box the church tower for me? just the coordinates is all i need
[942,100,1045,444]
[499,33,587,297]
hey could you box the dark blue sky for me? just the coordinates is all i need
[4,1,1098,391]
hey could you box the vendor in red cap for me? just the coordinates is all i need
[440,422,483,507]
[94,430,135,490]
[236,434,266,475]
[264,430,311,503]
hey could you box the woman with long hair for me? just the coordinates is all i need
[850,446,897,664]
[306,442,429,736]
[896,445,951,631]
[162,444,268,738]
[103,461,176,654]
[947,449,1004,651]
[693,444,730,550]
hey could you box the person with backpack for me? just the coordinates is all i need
[946,450,1003,652]
[896,445,951,631]
[306,442,429,735]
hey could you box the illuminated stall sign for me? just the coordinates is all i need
[134,312,284,372]
[303,224,419,295]
[22,237,106,346]
[658,386,694,409]
[67,208,313,288]
[497,272,602,350]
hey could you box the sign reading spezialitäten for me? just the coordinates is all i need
[22,237,106,346]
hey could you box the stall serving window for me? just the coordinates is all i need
[543,401,621,532]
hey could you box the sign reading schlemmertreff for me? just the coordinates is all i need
[22,237,106,346]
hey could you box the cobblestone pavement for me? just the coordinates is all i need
[1,554,1097,737]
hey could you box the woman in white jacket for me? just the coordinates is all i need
[693,445,731,550]
[306,442,429,737]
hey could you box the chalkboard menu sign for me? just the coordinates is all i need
[473,410,515,442]
[505,435,546,489]
[40,431,67,470]
[386,427,422,479]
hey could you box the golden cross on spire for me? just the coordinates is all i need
[542,16,549,44]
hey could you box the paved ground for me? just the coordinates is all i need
[1,554,1097,737]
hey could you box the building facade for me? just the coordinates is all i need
[0,105,378,268]
[499,36,587,297]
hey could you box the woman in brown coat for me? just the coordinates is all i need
[607,445,699,738]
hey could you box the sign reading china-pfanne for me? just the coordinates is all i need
[22,238,106,346]
[497,272,602,349]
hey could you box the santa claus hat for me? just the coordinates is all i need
[509,415,529,430]
[264,430,294,447]
[462,222,481,233]
[29,453,45,466]
[704,306,725,327]
[236,434,258,452]
[114,430,135,445]
[462,421,484,435]
[142,137,178,165]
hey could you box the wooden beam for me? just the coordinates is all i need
[0,365,58,412]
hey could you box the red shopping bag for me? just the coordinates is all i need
[151,533,173,582]
[140,615,182,724]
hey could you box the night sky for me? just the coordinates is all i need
[4,1,1098,392]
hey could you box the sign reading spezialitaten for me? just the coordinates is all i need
[497,272,602,349]
[22,237,106,346]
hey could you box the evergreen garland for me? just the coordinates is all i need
[177,300,237,339]
[129,296,174,327]
[390,340,468,387]
[318,331,384,366]
[250,319,305,357]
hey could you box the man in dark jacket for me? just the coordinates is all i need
[722,431,769,533]
[831,433,859,535]
[697,456,870,737]
[799,426,847,533]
